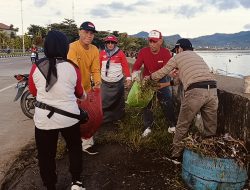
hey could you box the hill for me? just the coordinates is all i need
[130,31,181,46]
[131,31,250,49]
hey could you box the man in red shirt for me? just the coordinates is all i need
[132,30,177,137]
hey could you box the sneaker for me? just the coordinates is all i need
[168,126,176,134]
[82,146,98,155]
[82,137,94,151]
[71,181,85,190]
[142,127,152,137]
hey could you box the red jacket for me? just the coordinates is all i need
[100,49,131,82]
[31,47,38,53]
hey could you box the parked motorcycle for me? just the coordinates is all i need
[14,74,36,119]
[30,52,38,64]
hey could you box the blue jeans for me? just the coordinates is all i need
[143,77,177,129]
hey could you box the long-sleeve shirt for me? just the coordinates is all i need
[132,47,172,77]
[151,50,216,91]
[67,40,101,91]
[29,61,84,130]
[100,49,131,82]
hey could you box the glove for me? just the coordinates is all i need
[131,71,141,81]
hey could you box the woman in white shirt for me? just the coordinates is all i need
[29,30,86,190]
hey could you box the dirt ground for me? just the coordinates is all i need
[1,144,187,190]
[1,124,249,190]
[1,126,189,190]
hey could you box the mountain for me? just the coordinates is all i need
[131,31,149,38]
[131,31,181,46]
[192,31,250,49]
[131,31,250,49]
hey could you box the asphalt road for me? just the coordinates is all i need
[0,56,35,185]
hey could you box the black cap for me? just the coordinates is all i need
[171,38,193,53]
[79,21,97,33]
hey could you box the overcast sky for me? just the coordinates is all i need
[1,0,250,38]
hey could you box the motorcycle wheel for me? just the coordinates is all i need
[20,90,36,119]
[31,57,36,64]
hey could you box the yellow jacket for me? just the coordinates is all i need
[67,40,101,91]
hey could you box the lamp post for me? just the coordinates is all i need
[72,0,75,20]
[20,0,25,53]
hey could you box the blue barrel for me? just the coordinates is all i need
[182,149,248,190]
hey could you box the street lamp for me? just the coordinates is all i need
[72,0,75,20]
[20,0,25,53]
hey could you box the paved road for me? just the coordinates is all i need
[0,56,34,185]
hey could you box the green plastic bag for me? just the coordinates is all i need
[126,81,154,108]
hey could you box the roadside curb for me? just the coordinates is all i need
[0,54,30,58]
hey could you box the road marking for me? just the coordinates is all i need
[0,84,16,93]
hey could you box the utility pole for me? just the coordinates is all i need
[20,0,25,53]
[72,0,75,21]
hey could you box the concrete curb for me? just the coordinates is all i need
[0,54,30,58]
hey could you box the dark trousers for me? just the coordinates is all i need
[143,77,177,129]
[35,122,82,187]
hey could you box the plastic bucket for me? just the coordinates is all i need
[182,149,248,190]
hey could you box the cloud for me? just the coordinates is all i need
[200,0,250,10]
[55,10,61,16]
[244,24,250,30]
[240,0,250,8]
[133,0,151,6]
[34,0,47,7]
[88,1,152,18]
[176,5,205,18]
[90,8,111,18]
[164,0,250,18]
[159,4,205,18]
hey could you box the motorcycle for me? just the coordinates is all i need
[30,52,38,64]
[14,74,36,119]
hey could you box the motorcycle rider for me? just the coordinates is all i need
[31,44,39,63]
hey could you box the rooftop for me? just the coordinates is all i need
[0,23,11,30]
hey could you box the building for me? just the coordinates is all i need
[0,23,16,37]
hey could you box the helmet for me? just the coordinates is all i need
[104,35,118,43]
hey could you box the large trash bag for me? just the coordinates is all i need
[78,88,103,139]
[126,81,154,108]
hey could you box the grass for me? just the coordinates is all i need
[96,98,174,156]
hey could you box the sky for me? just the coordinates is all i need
[1,0,250,38]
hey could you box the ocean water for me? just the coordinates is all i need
[196,50,250,78]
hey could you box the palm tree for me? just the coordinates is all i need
[0,31,9,49]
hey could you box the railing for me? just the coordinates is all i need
[0,49,28,53]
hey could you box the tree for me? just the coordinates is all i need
[9,24,19,38]
[94,31,110,49]
[48,19,78,43]
[27,24,47,38]
[27,24,47,47]
[0,31,9,48]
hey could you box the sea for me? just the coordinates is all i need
[196,50,250,78]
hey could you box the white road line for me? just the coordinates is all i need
[0,84,16,93]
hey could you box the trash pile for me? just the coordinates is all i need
[182,133,248,167]
[140,79,158,95]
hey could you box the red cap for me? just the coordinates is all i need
[148,30,162,42]
[104,35,118,43]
